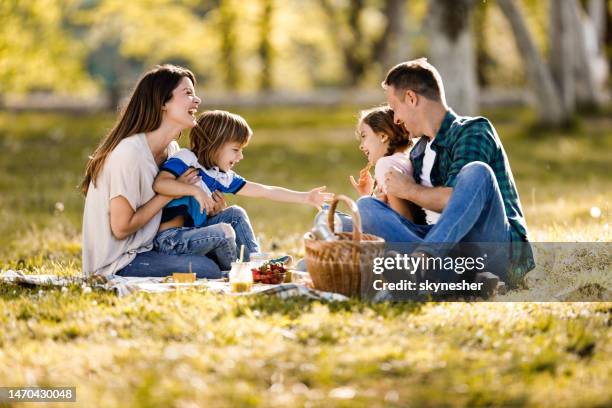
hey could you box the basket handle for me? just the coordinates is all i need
[327,194,362,242]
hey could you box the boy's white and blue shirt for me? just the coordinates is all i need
[159,149,246,227]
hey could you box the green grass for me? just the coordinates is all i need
[0,107,610,407]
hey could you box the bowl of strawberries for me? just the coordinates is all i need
[251,262,287,285]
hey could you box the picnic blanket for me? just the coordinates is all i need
[0,270,348,302]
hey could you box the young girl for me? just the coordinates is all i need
[152,110,333,269]
[350,106,424,224]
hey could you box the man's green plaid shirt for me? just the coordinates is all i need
[410,110,535,281]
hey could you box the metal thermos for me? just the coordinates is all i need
[312,205,343,241]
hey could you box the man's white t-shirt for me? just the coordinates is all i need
[82,134,179,277]
[420,138,441,225]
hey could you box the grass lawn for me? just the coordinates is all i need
[0,107,610,407]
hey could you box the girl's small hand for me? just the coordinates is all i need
[192,189,216,214]
[306,186,334,210]
[349,167,374,196]
[177,167,201,185]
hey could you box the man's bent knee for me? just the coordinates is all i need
[357,196,385,212]
[458,161,495,182]
[357,196,392,234]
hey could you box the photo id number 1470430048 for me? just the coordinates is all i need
[0,387,76,402]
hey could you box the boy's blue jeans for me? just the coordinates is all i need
[357,162,513,281]
[208,205,260,261]
[152,205,260,270]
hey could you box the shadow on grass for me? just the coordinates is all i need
[0,281,57,300]
[238,294,423,319]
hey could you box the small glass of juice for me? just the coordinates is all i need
[229,262,254,293]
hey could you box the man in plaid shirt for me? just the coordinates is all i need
[357,58,534,288]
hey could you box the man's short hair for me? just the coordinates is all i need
[382,58,445,102]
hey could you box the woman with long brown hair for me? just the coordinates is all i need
[81,64,224,279]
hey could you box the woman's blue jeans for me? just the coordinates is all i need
[116,250,223,279]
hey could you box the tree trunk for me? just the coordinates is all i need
[258,0,274,90]
[569,0,604,107]
[474,1,493,87]
[426,0,479,116]
[497,0,565,126]
[549,0,576,114]
[607,1,612,74]
[219,0,239,90]
[319,0,367,87]
[345,0,366,87]
[588,0,606,46]
[586,0,609,87]
[376,0,408,71]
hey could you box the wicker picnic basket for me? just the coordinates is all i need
[304,195,385,298]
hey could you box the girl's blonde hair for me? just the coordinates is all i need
[190,110,252,169]
[357,106,412,156]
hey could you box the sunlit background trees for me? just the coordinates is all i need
[1,0,610,125]
[0,7,610,401]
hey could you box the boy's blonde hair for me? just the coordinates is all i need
[357,106,412,156]
[190,110,252,169]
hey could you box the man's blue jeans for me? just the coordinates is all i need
[357,162,512,280]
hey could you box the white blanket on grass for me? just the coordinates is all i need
[0,270,348,301]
